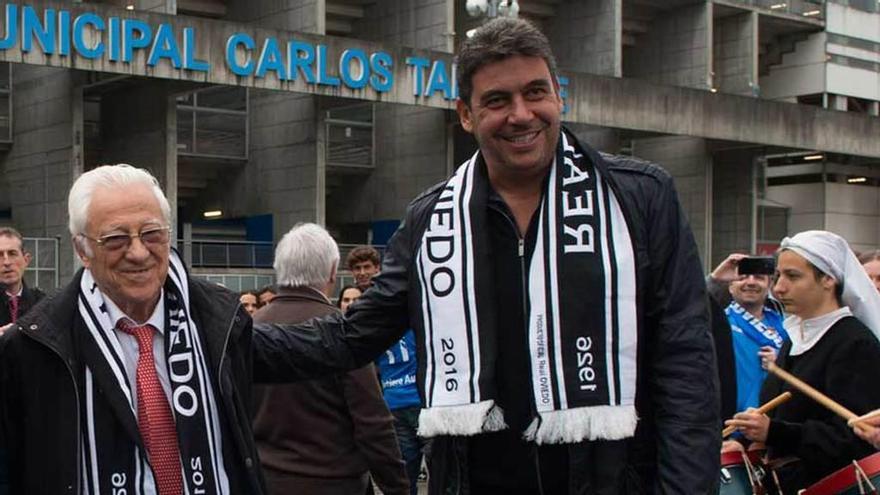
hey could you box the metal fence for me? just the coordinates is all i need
[180,239,274,269]
[21,237,59,289]
[730,0,825,18]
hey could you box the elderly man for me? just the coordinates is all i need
[0,227,44,328]
[252,224,407,495]
[270,17,718,494]
[0,165,273,494]
[727,230,880,492]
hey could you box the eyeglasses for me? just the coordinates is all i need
[81,226,172,252]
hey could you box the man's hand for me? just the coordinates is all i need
[853,416,880,450]
[0,323,12,335]
[725,409,770,442]
[758,346,777,370]
[710,253,748,283]
[721,440,745,453]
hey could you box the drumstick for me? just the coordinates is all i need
[722,391,793,437]
[766,361,857,421]
[847,408,880,427]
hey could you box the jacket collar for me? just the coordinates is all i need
[274,285,334,306]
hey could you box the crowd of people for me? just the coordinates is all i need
[1,15,879,495]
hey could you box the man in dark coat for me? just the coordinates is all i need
[0,227,45,329]
[260,17,719,494]
[252,223,407,495]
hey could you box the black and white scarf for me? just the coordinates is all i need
[416,130,639,444]
[77,251,229,494]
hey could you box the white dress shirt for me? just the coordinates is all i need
[785,306,853,356]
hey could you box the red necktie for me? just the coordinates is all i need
[7,295,19,323]
[117,319,184,495]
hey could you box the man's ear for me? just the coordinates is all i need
[73,237,92,268]
[456,99,474,134]
[22,252,32,267]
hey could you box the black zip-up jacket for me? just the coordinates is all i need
[254,133,721,494]
[0,272,267,494]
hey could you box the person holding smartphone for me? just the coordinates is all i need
[711,254,788,416]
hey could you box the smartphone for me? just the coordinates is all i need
[738,257,776,276]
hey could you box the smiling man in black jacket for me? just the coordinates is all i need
[258,17,720,495]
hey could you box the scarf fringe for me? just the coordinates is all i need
[417,401,507,438]
[524,405,638,445]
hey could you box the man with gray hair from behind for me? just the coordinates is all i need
[252,222,408,495]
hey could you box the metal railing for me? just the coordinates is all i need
[727,0,825,19]
[21,237,60,289]
[179,239,274,269]
[177,86,248,160]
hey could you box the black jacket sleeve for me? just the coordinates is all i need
[643,172,721,494]
[766,332,880,475]
[251,205,416,382]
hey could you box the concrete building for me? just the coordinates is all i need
[0,0,878,291]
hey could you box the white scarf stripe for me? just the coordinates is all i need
[547,155,568,411]
[417,253,437,407]
[85,369,101,495]
[78,294,135,411]
[462,156,482,403]
[529,204,554,413]
[595,170,617,405]
[609,191,639,404]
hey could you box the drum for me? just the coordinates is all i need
[801,451,880,495]
[720,450,766,495]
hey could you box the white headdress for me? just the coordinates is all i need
[779,230,880,341]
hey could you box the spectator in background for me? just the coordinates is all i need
[859,250,880,293]
[257,285,277,307]
[345,247,380,291]
[0,227,45,330]
[252,226,407,495]
[346,246,425,495]
[710,254,788,414]
[337,285,362,313]
[240,290,259,316]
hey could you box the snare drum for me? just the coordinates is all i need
[801,451,880,495]
[720,450,766,495]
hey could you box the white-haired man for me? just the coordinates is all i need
[727,230,880,492]
[0,165,275,494]
[251,223,407,495]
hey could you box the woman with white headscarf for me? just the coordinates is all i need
[725,230,880,492]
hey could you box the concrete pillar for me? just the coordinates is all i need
[3,66,82,284]
[631,136,712,269]
[546,0,622,77]
[225,0,324,238]
[324,0,452,242]
[566,124,621,153]
[711,148,758,266]
[869,101,879,117]
[623,2,711,90]
[713,12,758,96]
[828,94,848,111]
[100,83,178,232]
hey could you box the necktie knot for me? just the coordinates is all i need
[116,319,155,350]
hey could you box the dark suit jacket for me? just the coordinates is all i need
[252,286,408,495]
[0,283,45,326]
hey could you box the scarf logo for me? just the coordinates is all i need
[425,185,457,298]
[168,312,200,418]
[561,142,596,254]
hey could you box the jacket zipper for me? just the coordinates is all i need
[20,328,82,494]
[491,204,546,495]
